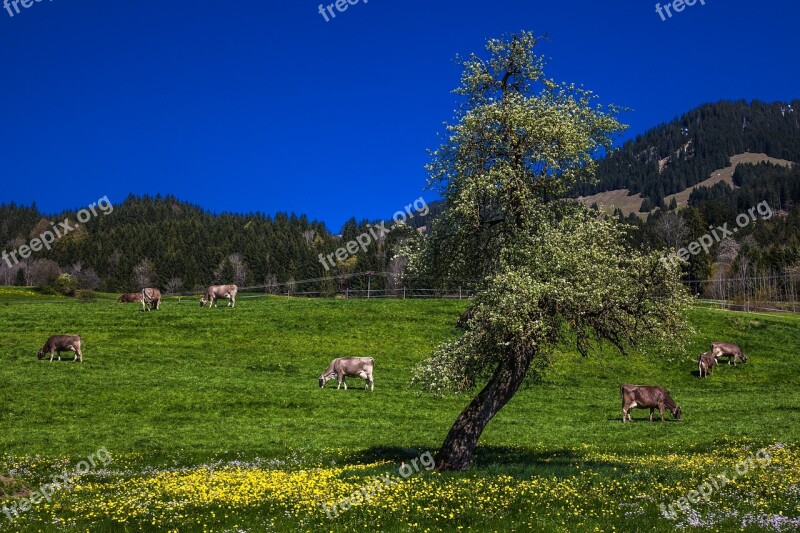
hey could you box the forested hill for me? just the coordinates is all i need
[573,100,800,206]
[0,195,417,293]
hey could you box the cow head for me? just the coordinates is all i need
[741,353,748,364]
[319,375,330,388]
[672,405,682,421]
[37,348,45,360]
[199,298,207,308]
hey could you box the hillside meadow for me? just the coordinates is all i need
[0,288,799,531]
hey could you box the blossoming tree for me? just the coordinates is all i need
[409,32,692,471]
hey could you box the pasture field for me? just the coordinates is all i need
[0,288,799,531]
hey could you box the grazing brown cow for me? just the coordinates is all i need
[319,357,374,391]
[710,342,748,366]
[698,351,716,378]
[200,284,238,309]
[141,288,162,311]
[621,385,682,422]
[118,293,143,303]
[38,335,83,363]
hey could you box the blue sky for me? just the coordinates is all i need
[0,0,798,231]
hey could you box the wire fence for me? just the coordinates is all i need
[161,271,480,301]
[683,272,800,314]
[156,271,800,313]
[3,271,799,313]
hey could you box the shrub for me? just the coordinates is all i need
[48,273,78,296]
[76,290,97,302]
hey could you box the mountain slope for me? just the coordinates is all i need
[580,152,796,216]
[574,100,800,207]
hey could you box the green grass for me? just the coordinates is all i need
[0,288,798,531]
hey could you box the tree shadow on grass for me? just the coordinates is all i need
[339,445,630,476]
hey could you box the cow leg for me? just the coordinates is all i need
[625,401,637,422]
[49,349,55,363]
[659,404,665,422]
[622,407,627,423]
[649,408,654,422]
[357,370,369,390]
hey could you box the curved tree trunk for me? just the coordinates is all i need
[435,350,532,471]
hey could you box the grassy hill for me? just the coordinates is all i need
[0,290,798,531]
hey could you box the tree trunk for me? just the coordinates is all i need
[435,351,532,471]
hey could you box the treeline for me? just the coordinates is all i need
[574,100,800,207]
[0,195,421,295]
